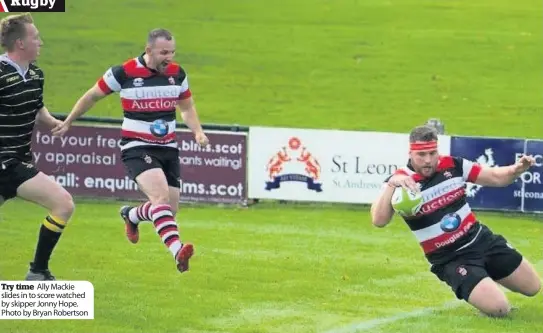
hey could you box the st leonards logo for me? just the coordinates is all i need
[265,136,323,192]
[0,0,65,12]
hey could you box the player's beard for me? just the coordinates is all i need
[418,165,434,177]
[156,60,170,73]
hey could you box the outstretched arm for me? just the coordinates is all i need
[51,65,122,137]
[471,155,535,187]
[64,84,107,124]
[51,84,107,137]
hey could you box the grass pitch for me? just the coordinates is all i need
[1,1,542,332]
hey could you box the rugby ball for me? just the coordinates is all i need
[391,187,423,217]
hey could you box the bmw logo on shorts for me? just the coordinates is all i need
[440,213,461,232]
[150,119,169,138]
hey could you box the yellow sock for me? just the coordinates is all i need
[42,215,67,233]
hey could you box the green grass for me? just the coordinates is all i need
[1,1,542,333]
[32,0,541,138]
[0,201,542,333]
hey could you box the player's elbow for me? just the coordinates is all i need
[87,85,107,102]
[372,217,390,228]
[34,108,44,123]
[370,205,391,228]
[177,97,194,112]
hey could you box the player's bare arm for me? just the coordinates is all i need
[35,106,61,129]
[178,96,209,147]
[370,184,396,227]
[370,173,419,227]
[472,155,535,187]
[51,84,108,137]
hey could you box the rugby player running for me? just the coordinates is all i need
[371,125,541,317]
[53,29,208,273]
[0,13,75,281]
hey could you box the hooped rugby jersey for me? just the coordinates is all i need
[96,53,192,151]
[385,155,484,264]
[0,54,44,166]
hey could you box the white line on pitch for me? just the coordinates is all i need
[323,259,543,333]
[323,276,541,333]
[321,300,463,333]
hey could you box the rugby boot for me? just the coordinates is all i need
[175,243,194,273]
[120,205,139,244]
[25,263,56,281]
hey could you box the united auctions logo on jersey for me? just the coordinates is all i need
[0,0,65,12]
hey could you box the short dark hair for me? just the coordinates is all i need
[147,28,173,45]
[0,13,33,52]
[409,125,438,143]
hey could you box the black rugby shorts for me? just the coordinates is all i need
[430,224,523,301]
[121,146,180,188]
[0,160,40,200]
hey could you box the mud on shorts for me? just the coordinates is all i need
[0,159,40,201]
[430,224,523,301]
[121,146,181,188]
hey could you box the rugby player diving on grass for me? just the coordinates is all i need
[370,125,541,317]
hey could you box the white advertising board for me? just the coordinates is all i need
[248,126,451,204]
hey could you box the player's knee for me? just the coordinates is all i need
[485,305,511,318]
[481,300,511,318]
[524,279,541,297]
[149,192,170,205]
[52,191,75,221]
[513,262,542,297]
[468,277,511,318]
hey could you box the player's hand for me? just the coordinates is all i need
[51,118,63,130]
[514,155,536,173]
[195,131,209,147]
[51,120,71,137]
[388,174,419,193]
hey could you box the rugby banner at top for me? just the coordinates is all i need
[247,126,451,204]
[0,0,65,12]
[247,126,543,213]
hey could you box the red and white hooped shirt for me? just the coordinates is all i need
[96,53,192,151]
[384,156,484,264]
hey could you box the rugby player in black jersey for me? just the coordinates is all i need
[0,13,75,281]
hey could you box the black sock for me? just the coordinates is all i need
[31,215,66,271]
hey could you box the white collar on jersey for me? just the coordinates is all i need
[0,53,30,81]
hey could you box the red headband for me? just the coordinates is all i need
[410,140,438,151]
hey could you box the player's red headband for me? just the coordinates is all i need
[410,140,438,151]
